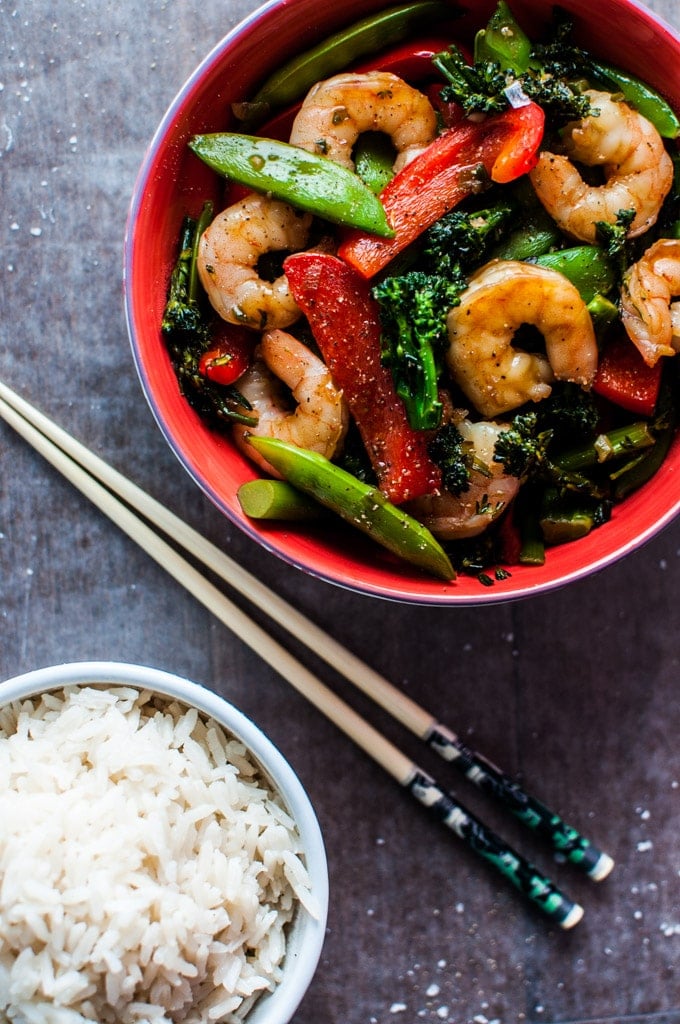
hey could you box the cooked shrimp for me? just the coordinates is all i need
[197,194,312,330]
[233,329,349,474]
[289,71,437,173]
[621,237,680,366]
[446,260,598,418]
[530,90,674,242]
[408,421,521,540]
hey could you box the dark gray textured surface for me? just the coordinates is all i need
[1,2,679,1021]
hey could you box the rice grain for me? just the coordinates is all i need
[0,685,315,1024]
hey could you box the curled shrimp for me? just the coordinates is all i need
[446,260,598,418]
[289,71,437,173]
[621,237,680,366]
[408,421,521,540]
[233,329,349,474]
[197,193,312,330]
[529,90,674,243]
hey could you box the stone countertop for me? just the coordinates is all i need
[1,2,678,1021]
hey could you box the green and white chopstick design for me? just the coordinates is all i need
[0,380,613,927]
[426,724,614,880]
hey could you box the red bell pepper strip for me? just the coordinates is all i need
[593,332,663,417]
[350,35,454,81]
[198,325,254,386]
[284,251,442,504]
[338,100,545,279]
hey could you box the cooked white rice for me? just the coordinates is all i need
[0,685,317,1024]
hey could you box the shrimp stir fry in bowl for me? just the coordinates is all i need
[133,0,680,601]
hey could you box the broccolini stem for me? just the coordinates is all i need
[612,423,675,499]
[162,202,214,337]
[515,490,545,566]
[188,201,214,307]
[556,422,656,473]
[161,204,257,428]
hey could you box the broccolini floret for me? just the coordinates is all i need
[425,204,514,270]
[374,271,463,430]
[595,209,636,284]
[374,205,514,431]
[492,411,553,479]
[161,209,212,340]
[493,407,606,499]
[427,422,475,495]
[161,204,255,429]
[534,382,600,445]
[433,3,592,121]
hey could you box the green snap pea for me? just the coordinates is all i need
[530,246,616,303]
[237,479,322,520]
[491,223,561,261]
[245,1,450,118]
[540,508,595,545]
[589,61,680,139]
[490,189,562,260]
[587,293,619,334]
[354,132,396,195]
[189,133,394,237]
[245,435,456,580]
[474,0,532,74]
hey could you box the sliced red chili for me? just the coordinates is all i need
[198,326,254,386]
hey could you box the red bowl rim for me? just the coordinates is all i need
[124,0,680,605]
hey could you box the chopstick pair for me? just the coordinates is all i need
[0,380,613,928]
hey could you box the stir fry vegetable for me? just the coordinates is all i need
[189,134,394,236]
[163,2,680,584]
[239,1,451,124]
[338,101,545,277]
[245,436,455,580]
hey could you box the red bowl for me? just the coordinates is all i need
[124,0,680,605]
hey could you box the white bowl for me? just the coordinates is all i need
[0,660,328,1024]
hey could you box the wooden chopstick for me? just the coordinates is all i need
[0,382,601,927]
[0,380,613,882]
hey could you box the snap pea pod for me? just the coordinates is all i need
[540,506,595,546]
[245,435,456,581]
[490,186,562,260]
[189,133,394,237]
[587,293,619,334]
[237,479,322,521]
[491,222,561,261]
[588,62,680,139]
[530,246,615,303]
[354,133,397,195]
[474,0,532,73]
[245,1,450,118]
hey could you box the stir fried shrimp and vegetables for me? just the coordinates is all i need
[162,1,680,584]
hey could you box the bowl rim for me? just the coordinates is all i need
[123,0,680,606]
[0,660,329,1024]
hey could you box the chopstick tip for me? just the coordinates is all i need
[560,902,584,930]
[588,850,615,882]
